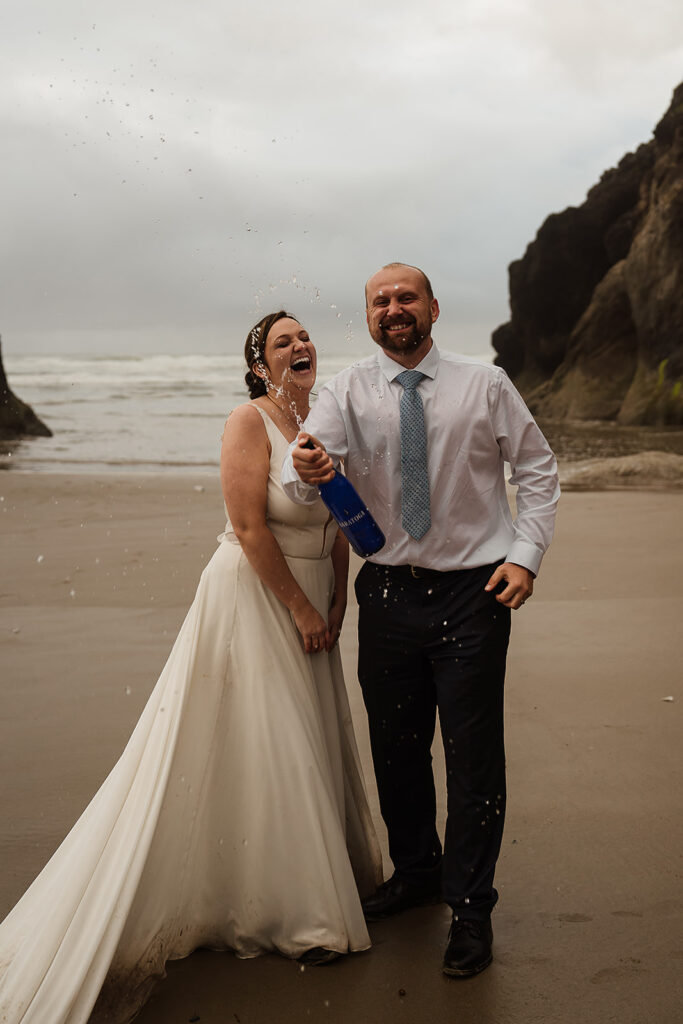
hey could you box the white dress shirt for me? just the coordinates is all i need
[281,344,560,576]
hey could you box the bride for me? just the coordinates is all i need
[0,311,382,1024]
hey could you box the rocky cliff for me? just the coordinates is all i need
[0,339,52,440]
[492,83,683,425]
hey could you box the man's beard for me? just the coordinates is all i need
[370,315,430,354]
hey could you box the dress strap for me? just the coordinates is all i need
[252,404,272,426]
[251,403,293,450]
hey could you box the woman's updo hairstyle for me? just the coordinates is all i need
[244,310,298,399]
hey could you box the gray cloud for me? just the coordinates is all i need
[2,0,682,357]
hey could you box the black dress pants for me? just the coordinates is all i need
[355,560,511,921]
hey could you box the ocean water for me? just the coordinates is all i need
[1,353,368,474]
[4,352,683,474]
[2,353,482,475]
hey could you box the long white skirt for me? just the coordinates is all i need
[0,539,382,1024]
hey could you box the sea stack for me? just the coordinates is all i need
[0,337,52,440]
[492,82,683,426]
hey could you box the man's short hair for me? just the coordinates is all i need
[365,262,434,306]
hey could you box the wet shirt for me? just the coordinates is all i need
[281,344,560,575]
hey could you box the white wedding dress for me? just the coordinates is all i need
[0,407,382,1024]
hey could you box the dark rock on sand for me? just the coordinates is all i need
[0,337,52,440]
[493,82,683,426]
[559,451,683,491]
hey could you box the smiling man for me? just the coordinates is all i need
[281,262,560,977]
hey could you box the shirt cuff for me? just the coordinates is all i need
[505,539,544,577]
[281,448,320,506]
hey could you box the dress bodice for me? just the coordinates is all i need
[221,405,336,559]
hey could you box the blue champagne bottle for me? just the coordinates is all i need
[302,441,385,558]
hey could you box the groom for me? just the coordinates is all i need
[282,262,560,977]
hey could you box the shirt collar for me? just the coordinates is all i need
[378,342,440,383]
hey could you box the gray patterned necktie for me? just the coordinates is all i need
[396,369,431,540]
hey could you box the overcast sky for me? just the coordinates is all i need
[2,0,682,358]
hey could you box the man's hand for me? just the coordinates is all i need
[484,562,534,610]
[292,433,336,485]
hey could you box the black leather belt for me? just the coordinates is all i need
[379,564,447,581]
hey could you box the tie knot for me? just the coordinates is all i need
[396,369,425,391]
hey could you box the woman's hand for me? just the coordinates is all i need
[325,593,347,651]
[291,601,330,655]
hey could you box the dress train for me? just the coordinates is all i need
[0,410,382,1024]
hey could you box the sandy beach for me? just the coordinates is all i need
[1,472,681,1023]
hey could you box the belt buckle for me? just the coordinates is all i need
[410,565,420,579]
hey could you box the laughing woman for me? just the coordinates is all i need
[0,311,382,1024]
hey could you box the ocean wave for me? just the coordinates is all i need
[3,454,217,472]
[1,350,496,475]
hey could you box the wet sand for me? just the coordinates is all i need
[1,473,681,1023]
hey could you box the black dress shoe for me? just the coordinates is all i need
[442,918,493,978]
[297,947,342,966]
[361,874,442,922]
